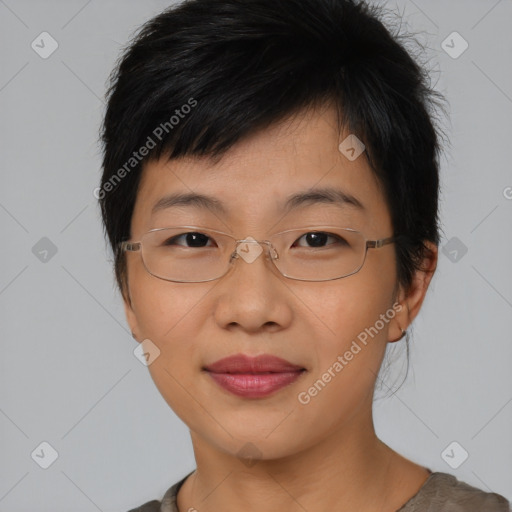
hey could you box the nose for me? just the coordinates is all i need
[212,238,292,333]
[232,237,278,266]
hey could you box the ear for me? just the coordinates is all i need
[122,283,141,343]
[388,241,438,342]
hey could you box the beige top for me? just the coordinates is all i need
[128,469,511,512]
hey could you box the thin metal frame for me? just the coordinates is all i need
[119,225,396,283]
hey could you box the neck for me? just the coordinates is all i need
[177,409,428,512]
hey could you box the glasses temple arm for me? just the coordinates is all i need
[119,241,141,252]
[366,236,397,249]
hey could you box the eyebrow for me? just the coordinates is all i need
[151,186,365,216]
[282,187,365,214]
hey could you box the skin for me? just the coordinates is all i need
[123,103,438,512]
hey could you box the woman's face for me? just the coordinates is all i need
[123,105,423,461]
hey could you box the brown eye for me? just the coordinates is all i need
[293,232,348,248]
[164,232,214,248]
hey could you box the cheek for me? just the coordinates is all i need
[298,253,397,390]
[307,286,391,381]
[287,293,395,449]
[128,268,209,372]
[129,277,210,420]
[301,256,396,345]
[128,258,200,338]
[292,282,394,434]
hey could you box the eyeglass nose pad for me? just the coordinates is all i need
[234,237,265,264]
[231,238,279,265]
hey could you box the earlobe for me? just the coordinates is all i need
[123,287,141,342]
[387,300,409,343]
[389,327,407,343]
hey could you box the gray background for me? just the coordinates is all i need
[1,0,511,510]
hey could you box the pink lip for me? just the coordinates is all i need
[203,354,306,398]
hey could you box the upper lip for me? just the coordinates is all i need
[203,354,305,374]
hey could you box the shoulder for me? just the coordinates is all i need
[126,470,194,512]
[127,499,162,512]
[398,471,511,512]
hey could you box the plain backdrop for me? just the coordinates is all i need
[1,0,511,510]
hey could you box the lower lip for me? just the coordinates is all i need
[206,370,305,398]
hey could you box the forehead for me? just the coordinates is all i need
[131,105,390,235]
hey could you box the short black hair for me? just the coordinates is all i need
[99,0,447,304]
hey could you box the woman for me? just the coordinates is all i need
[98,0,511,510]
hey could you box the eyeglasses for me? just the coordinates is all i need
[119,225,396,283]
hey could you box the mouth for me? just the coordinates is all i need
[203,354,306,398]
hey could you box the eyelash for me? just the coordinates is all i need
[164,231,346,248]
